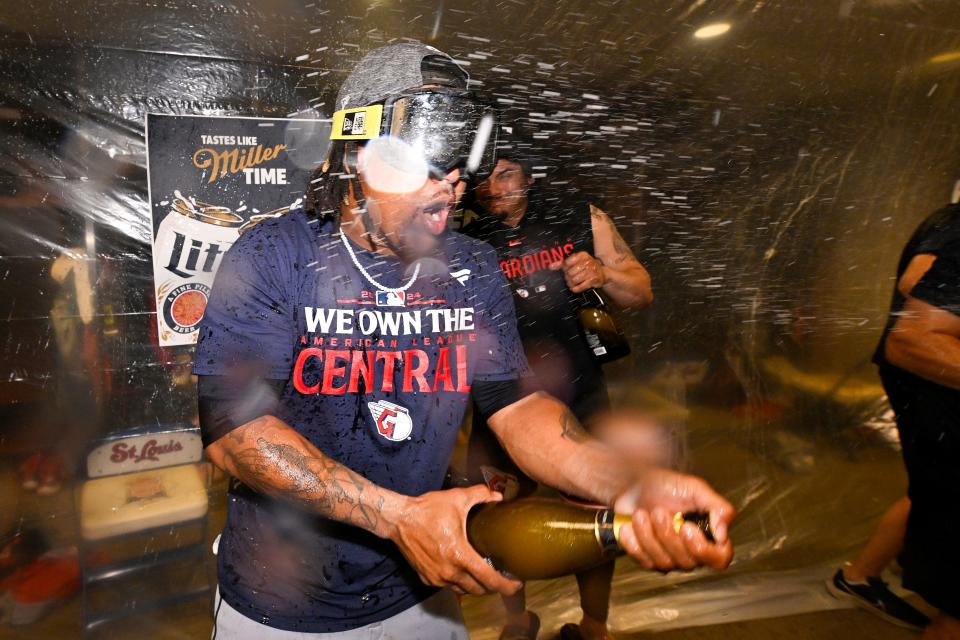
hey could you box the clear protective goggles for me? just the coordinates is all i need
[332,88,499,182]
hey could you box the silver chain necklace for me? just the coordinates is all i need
[339,231,421,293]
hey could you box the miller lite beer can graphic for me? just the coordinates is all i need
[146,114,328,346]
[152,194,243,345]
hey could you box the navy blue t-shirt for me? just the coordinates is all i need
[193,208,528,632]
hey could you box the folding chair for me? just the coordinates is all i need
[76,424,212,635]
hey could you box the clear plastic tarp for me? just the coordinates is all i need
[3,0,958,637]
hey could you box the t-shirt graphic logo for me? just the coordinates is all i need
[367,400,413,441]
[375,291,405,307]
[450,268,471,286]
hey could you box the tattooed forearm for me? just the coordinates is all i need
[210,416,399,537]
[560,409,591,443]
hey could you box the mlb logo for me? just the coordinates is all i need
[375,290,405,307]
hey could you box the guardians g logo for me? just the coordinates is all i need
[367,400,413,442]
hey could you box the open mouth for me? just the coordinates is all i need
[421,201,451,234]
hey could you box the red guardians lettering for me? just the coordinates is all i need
[500,242,575,280]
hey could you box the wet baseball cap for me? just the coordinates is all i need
[335,41,469,112]
[331,41,497,181]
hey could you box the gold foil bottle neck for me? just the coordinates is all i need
[613,513,631,544]
[594,510,634,552]
[597,511,715,551]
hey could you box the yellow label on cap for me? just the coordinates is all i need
[331,104,383,140]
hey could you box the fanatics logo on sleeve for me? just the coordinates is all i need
[367,400,413,441]
[450,268,471,286]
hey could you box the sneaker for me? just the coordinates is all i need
[5,548,80,626]
[826,568,930,630]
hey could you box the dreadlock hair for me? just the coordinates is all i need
[305,140,352,226]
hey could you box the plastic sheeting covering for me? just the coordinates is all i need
[2,0,959,637]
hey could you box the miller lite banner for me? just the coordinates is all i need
[145,114,328,346]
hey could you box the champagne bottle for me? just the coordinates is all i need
[578,289,630,364]
[466,497,713,580]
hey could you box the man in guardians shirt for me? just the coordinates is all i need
[195,42,735,639]
[463,134,653,640]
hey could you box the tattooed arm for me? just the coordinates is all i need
[206,415,399,536]
[588,203,653,309]
[204,413,521,596]
[488,392,735,571]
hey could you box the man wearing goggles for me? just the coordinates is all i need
[195,42,735,639]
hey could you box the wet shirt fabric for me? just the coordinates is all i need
[462,197,603,407]
[193,209,528,632]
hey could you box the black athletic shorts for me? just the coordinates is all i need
[879,365,960,618]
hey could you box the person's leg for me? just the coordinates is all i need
[844,496,910,582]
[498,586,540,639]
[568,560,616,640]
[213,588,469,639]
[826,370,930,630]
[561,384,616,640]
[381,589,469,640]
[901,492,960,638]
[211,589,315,639]
[465,408,539,639]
